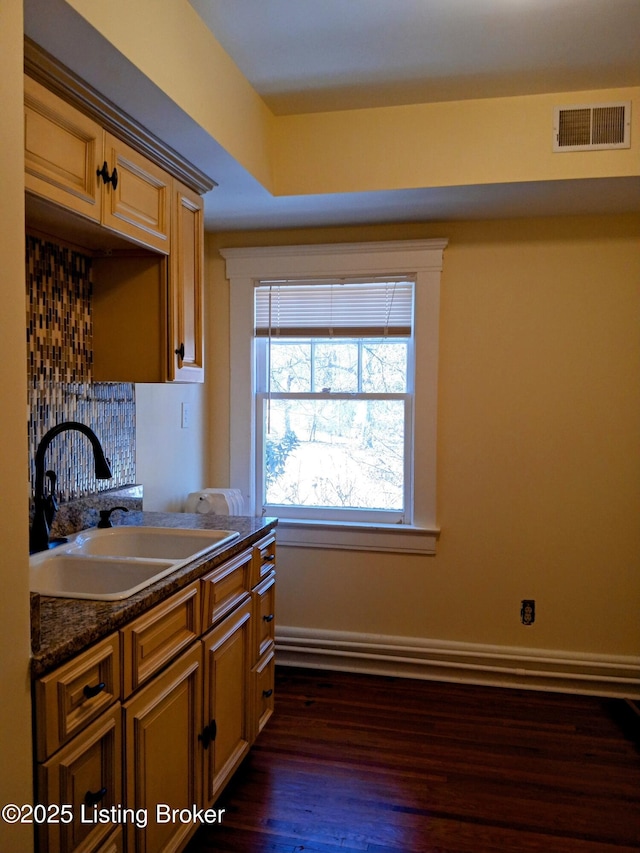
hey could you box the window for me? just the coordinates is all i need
[222,240,447,554]
[255,279,414,524]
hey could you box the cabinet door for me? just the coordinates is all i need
[37,704,121,853]
[123,642,202,853]
[170,181,205,381]
[24,75,102,221]
[101,132,171,253]
[202,600,252,806]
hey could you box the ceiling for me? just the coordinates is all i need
[189,0,640,115]
[23,0,640,231]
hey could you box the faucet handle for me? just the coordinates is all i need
[44,471,59,526]
[97,506,129,529]
[45,469,57,494]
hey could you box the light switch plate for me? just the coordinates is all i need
[181,402,191,429]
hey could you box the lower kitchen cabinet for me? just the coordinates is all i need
[123,642,203,853]
[252,647,276,742]
[37,703,122,853]
[33,533,276,853]
[122,600,254,852]
[34,633,120,763]
[250,568,276,742]
[202,599,252,806]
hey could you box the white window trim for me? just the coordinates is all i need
[222,239,447,555]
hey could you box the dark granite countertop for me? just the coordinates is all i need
[31,511,277,678]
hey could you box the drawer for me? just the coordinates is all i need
[201,548,252,629]
[252,646,275,741]
[121,581,200,697]
[37,703,121,853]
[251,532,276,588]
[34,633,120,761]
[252,571,275,664]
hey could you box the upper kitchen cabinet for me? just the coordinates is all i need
[91,182,204,383]
[24,76,103,223]
[23,39,215,383]
[100,132,171,254]
[171,183,205,382]
[25,77,171,254]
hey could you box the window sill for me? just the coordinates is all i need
[275,518,440,554]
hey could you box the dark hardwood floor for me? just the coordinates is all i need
[185,667,640,853]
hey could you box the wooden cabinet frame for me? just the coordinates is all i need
[33,535,276,853]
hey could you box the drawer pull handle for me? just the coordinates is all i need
[83,681,106,699]
[262,614,274,623]
[84,787,107,806]
[262,688,273,698]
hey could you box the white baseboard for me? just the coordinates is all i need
[275,626,640,699]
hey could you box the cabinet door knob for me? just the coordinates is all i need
[198,719,217,749]
[96,162,118,189]
[262,688,273,698]
[97,161,110,184]
[84,787,107,806]
[83,681,106,699]
[175,342,185,361]
[262,614,274,623]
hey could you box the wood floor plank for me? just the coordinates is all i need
[184,668,640,853]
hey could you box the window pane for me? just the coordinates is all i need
[362,340,408,392]
[269,341,311,392]
[263,398,405,511]
[313,341,358,392]
[268,338,408,394]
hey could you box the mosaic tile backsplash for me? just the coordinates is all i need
[27,235,136,504]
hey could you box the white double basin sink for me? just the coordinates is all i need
[30,526,239,601]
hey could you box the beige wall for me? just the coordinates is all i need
[135,382,208,511]
[207,214,640,658]
[272,88,640,196]
[0,1,35,849]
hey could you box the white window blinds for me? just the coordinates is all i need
[254,278,414,338]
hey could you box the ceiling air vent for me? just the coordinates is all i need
[553,102,631,152]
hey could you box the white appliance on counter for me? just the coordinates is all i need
[185,488,244,516]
